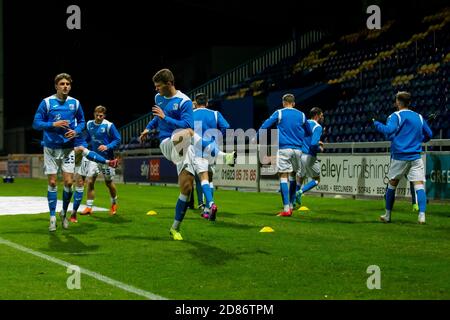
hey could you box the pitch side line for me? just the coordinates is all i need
[0,237,168,300]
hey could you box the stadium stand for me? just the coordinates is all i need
[119,7,450,151]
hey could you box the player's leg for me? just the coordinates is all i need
[198,170,217,220]
[71,173,85,222]
[276,149,293,216]
[288,173,297,210]
[380,159,406,223]
[43,147,59,231]
[170,169,194,240]
[81,175,97,215]
[408,158,427,224]
[194,173,205,210]
[410,180,419,212]
[59,149,75,229]
[76,146,118,168]
[105,179,118,215]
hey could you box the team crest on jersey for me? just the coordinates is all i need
[54,114,62,121]
[69,104,75,110]
[101,128,106,133]
[173,103,179,110]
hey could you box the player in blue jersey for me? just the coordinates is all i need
[373,91,433,224]
[74,105,121,218]
[295,107,324,207]
[257,94,312,217]
[139,69,195,240]
[32,73,85,231]
[192,93,233,221]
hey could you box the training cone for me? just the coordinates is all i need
[298,206,310,211]
[260,226,274,233]
[146,210,157,216]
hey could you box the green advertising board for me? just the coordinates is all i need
[426,154,450,200]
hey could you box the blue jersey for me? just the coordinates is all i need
[193,107,230,156]
[374,109,432,161]
[258,107,311,150]
[32,95,85,149]
[145,91,193,142]
[86,119,121,160]
[302,119,323,156]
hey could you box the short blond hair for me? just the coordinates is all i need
[54,73,72,85]
[94,105,107,114]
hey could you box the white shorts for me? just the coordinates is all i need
[44,147,75,175]
[75,156,91,176]
[298,154,320,178]
[84,160,115,181]
[160,138,195,176]
[276,148,302,173]
[388,158,425,182]
[193,157,216,175]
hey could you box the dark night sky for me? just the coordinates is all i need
[3,0,448,140]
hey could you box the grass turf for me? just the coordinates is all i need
[0,178,449,299]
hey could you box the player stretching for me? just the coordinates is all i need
[257,94,311,216]
[373,91,432,224]
[295,107,324,207]
[192,93,233,221]
[139,69,195,240]
[78,106,121,217]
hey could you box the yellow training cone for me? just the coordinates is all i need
[146,210,158,216]
[260,226,274,233]
[298,206,310,211]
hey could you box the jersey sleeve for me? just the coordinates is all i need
[74,102,86,134]
[422,118,433,142]
[302,113,313,137]
[374,113,399,135]
[163,99,193,129]
[106,123,122,150]
[309,125,323,153]
[146,116,159,131]
[32,100,53,131]
[217,112,230,135]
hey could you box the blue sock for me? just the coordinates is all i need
[201,180,214,208]
[174,194,188,226]
[296,183,301,193]
[73,187,84,213]
[84,150,107,164]
[385,185,396,211]
[195,175,204,206]
[415,184,426,213]
[302,180,319,193]
[47,186,57,217]
[280,178,289,210]
[62,186,73,212]
[289,178,296,206]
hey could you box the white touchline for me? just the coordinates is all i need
[0,237,168,300]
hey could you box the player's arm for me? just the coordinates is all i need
[422,119,433,142]
[373,114,399,135]
[140,117,159,142]
[310,126,323,153]
[73,103,86,135]
[217,112,230,136]
[302,114,313,137]
[157,100,194,129]
[32,101,68,130]
[254,111,278,143]
[105,123,122,150]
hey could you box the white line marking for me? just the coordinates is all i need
[0,237,168,300]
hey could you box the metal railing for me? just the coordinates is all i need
[119,30,324,145]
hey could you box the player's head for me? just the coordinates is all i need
[54,73,72,97]
[194,93,208,108]
[310,107,324,124]
[282,93,295,108]
[94,105,107,124]
[395,91,411,110]
[152,68,175,97]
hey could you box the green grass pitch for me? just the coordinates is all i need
[0,178,449,299]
